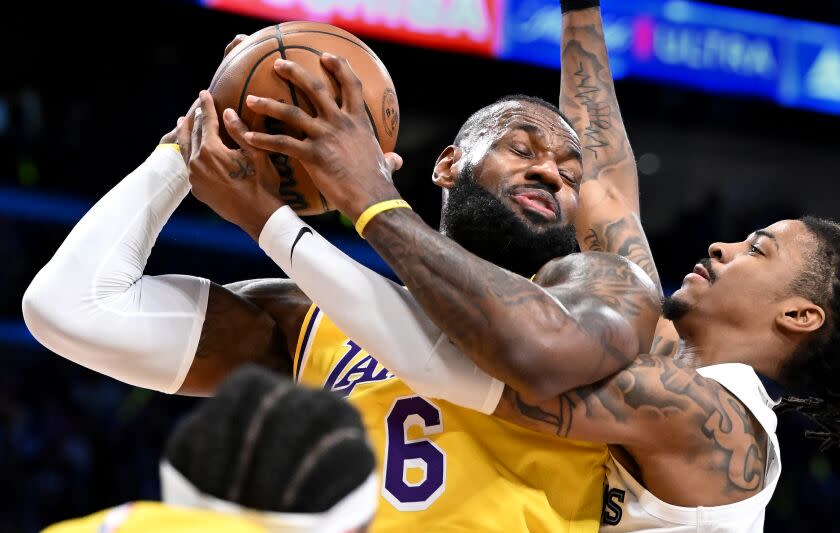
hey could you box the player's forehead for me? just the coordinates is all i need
[751,220,810,247]
[491,101,578,145]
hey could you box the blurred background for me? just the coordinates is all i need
[2,0,839,531]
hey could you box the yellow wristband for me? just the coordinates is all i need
[157,143,181,153]
[355,199,412,238]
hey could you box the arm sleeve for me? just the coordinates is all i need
[22,145,210,393]
[258,206,503,414]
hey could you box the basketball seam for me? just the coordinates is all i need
[275,24,300,107]
[282,45,381,144]
[279,29,383,66]
[210,35,278,91]
[237,48,283,117]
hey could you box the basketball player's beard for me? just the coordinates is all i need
[661,295,693,321]
[662,258,715,321]
[442,166,578,278]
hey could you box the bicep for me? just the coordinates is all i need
[178,280,306,395]
[533,253,661,397]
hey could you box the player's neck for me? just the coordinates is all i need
[677,323,778,374]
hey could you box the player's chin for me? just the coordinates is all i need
[670,282,709,310]
[661,291,697,322]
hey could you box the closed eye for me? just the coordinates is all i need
[560,171,578,185]
[510,143,533,158]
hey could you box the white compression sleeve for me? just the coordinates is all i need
[22,145,210,393]
[258,206,504,414]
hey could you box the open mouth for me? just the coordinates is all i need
[511,189,558,221]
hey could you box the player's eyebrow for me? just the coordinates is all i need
[510,122,542,136]
[508,122,582,160]
[752,230,779,251]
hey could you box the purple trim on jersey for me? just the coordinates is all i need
[294,307,321,383]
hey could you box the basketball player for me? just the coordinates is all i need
[21,9,660,533]
[44,366,378,533]
[182,3,823,531]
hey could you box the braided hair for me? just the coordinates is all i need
[164,365,375,513]
[776,216,840,451]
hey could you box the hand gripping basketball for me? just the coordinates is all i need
[243,54,404,222]
[187,90,287,240]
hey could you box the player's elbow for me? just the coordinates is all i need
[498,339,578,404]
[22,274,57,347]
[22,269,83,351]
[514,317,641,403]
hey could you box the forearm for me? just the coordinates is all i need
[559,5,663,295]
[560,6,637,206]
[363,207,614,398]
[257,207,504,413]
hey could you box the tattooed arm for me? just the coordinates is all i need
[364,209,660,401]
[559,7,663,297]
[495,355,768,506]
[561,7,637,209]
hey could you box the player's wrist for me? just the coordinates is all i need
[559,0,600,13]
[242,194,286,241]
[344,186,402,223]
[360,202,418,242]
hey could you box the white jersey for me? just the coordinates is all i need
[601,363,781,532]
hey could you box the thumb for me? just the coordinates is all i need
[383,152,403,173]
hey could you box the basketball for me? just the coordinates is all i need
[208,21,400,215]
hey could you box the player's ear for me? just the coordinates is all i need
[432,145,461,190]
[777,297,825,335]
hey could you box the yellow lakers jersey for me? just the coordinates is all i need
[294,305,609,533]
[42,502,266,533]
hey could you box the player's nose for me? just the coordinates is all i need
[524,157,562,193]
[708,241,733,263]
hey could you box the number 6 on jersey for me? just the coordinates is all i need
[383,396,446,511]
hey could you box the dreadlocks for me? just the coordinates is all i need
[777,216,840,450]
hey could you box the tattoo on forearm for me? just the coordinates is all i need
[585,215,662,295]
[514,391,574,437]
[560,25,634,184]
[573,61,611,159]
[650,335,678,356]
[583,228,604,252]
[503,356,767,496]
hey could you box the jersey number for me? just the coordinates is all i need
[382,396,446,511]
